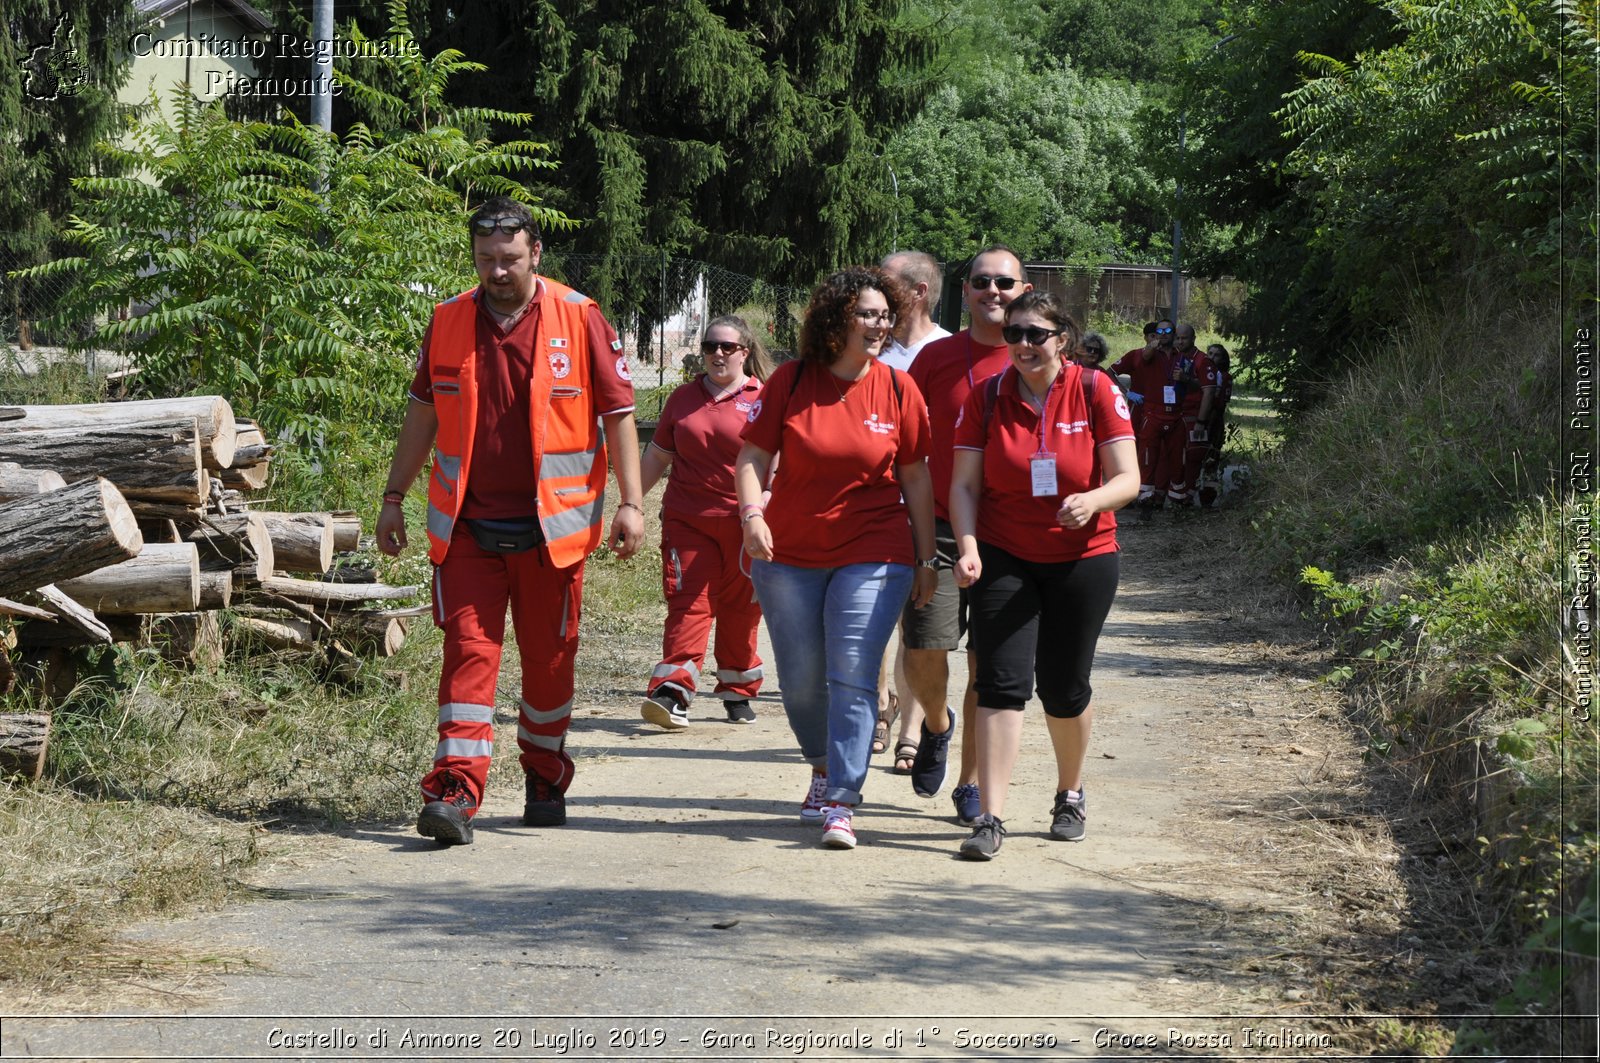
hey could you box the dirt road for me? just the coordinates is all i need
[5,512,1404,1060]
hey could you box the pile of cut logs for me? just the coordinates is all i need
[0,396,423,781]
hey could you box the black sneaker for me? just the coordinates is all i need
[958,815,1006,860]
[417,772,476,846]
[911,708,955,798]
[522,774,567,827]
[1050,787,1087,841]
[640,692,689,731]
[724,699,756,724]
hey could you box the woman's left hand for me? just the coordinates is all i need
[910,565,939,608]
[1057,493,1095,530]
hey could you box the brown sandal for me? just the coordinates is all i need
[871,693,899,754]
[892,739,919,775]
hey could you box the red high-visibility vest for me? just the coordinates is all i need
[424,280,607,568]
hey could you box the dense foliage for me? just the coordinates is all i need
[1170,0,1597,396]
[19,6,562,495]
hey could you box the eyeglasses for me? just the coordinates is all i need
[968,275,1019,291]
[699,340,747,356]
[853,309,897,326]
[1002,324,1066,345]
[470,216,532,237]
[1083,347,1106,359]
[1154,326,1174,335]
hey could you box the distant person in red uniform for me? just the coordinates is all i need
[377,197,644,846]
[735,266,938,851]
[949,291,1139,860]
[638,315,774,730]
[1196,343,1234,506]
[1111,319,1179,505]
[896,246,1031,826]
[1172,323,1217,505]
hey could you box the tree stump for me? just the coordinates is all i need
[0,712,50,781]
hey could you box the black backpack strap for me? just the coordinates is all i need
[981,370,1003,436]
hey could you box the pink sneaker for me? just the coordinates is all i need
[820,804,856,849]
[799,771,828,824]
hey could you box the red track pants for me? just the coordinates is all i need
[647,512,764,705]
[1136,415,1184,499]
[421,527,584,812]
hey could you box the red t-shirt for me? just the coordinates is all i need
[908,330,1012,520]
[1111,347,1182,422]
[740,358,931,568]
[408,284,634,519]
[652,375,763,518]
[953,363,1135,564]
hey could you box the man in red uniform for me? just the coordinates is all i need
[1172,323,1217,506]
[377,196,644,846]
[899,246,1031,822]
[1111,319,1179,505]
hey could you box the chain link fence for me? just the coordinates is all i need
[0,238,85,350]
[539,252,810,422]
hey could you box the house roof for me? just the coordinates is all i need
[135,0,272,34]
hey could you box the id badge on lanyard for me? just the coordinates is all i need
[1029,377,1060,497]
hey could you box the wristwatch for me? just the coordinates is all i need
[916,557,939,570]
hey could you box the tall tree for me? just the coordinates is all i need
[0,1,134,344]
[396,1,936,311]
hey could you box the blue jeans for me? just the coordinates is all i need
[751,559,914,805]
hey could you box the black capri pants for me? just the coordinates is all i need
[969,543,1119,718]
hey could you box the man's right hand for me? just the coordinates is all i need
[376,503,408,556]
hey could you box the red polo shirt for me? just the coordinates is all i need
[741,358,930,568]
[1111,347,1182,422]
[652,374,763,518]
[953,363,1135,564]
[408,284,634,519]
[908,330,1012,520]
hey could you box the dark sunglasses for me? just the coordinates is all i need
[470,216,532,237]
[1083,347,1106,359]
[699,340,747,356]
[1002,324,1066,345]
[968,274,1019,291]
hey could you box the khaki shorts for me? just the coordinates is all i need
[901,518,967,650]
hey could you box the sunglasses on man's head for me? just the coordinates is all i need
[700,340,746,356]
[1001,324,1065,345]
[470,216,532,237]
[968,274,1019,291]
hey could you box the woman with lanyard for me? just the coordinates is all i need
[735,266,938,850]
[948,291,1139,860]
[639,316,774,729]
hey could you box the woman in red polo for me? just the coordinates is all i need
[948,291,1139,860]
[639,316,774,729]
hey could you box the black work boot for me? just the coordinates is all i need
[522,774,567,826]
[417,771,476,846]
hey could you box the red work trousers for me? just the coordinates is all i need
[647,512,764,705]
[421,526,584,812]
[1136,414,1184,498]
[1180,414,1212,502]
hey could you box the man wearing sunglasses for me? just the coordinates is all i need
[1111,318,1180,507]
[377,195,645,846]
[893,245,1032,821]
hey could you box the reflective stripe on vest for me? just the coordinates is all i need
[424,281,608,568]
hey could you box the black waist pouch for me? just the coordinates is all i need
[464,517,545,554]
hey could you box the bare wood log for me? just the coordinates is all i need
[27,585,113,644]
[0,713,49,781]
[0,408,22,422]
[196,570,233,610]
[259,514,333,574]
[56,542,199,615]
[6,397,237,469]
[185,513,272,582]
[0,462,67,502]
[0,418,204,504]
[130,500,206,523]
[364,603,433,620]
[231,614,315,650]
[0,596,56,621]
[238,596,331,632]
[0,478,144,598]
[253,575,420,607]
[253,510,359,552]
[333,614,408,657]
[148,612,223,671]
[219,464,270,490]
